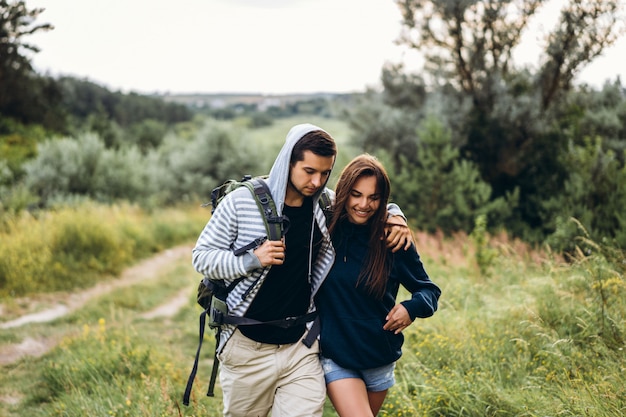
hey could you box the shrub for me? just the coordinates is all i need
[386,116,515,234]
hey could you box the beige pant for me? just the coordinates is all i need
[217,329,325,417]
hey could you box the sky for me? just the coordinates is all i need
[25,0,626,96]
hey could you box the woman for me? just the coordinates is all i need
[316,154,441,417]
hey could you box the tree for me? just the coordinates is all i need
[544,137,626,251]
[539,1,625,109]
[394,0,625,173]
[396,0,625,110]
[378,0,626,240]
[385,115,515,234]
[346,87,423,165]
[0,1,54,122]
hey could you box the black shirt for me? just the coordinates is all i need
[240,197,323,344]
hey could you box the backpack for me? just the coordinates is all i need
[183,175,332,406]
[208,175,285,250]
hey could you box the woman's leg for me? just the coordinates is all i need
[327,378,374,417]
[367,389,389,416]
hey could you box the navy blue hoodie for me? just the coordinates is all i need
[316,221,441,370]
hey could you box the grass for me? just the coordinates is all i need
[1,206,625,416]
[0,201,208,299]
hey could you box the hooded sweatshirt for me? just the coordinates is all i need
[316,220,441,370]
[192,123,336,351]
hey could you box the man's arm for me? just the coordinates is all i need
[386,203,414,252]
[192,192,261,279]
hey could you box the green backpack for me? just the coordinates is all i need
[207,175,285,251]
[183,175,332,406]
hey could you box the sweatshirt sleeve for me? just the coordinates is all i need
[386,202,406,220]
[192,192,263,281]
[396,244,441,320]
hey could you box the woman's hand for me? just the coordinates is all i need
[383,304,413,334]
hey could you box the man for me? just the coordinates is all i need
[192,123,411,417]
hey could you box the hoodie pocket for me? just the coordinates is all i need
[322,317,404,369]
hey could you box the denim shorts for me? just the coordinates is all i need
[320,355,396,392]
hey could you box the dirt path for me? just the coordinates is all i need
[0,244,194,366]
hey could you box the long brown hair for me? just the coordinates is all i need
[329,154,392,299]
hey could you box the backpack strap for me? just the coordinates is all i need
[182,308,318,405]
[232,236,267,256]
[215,311,317,328]
[302,316,321,348]
[183,277,245,405]
[318,189,333,226]
[182,308,210,405]
[241,178,284,241]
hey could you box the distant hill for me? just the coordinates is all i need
[157,92,355,109]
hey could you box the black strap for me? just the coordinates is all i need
[220,311,317,328]
[302,316,321,348]
[183,310,209,406]
[232,236,267,256]
[247,178,284,241]
[206,328,220,397]
[182,310,318,406]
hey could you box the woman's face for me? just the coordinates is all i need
[345,175,381,225]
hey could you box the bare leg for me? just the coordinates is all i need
[327,378,372,417]
[367,389,389,415]
[327,378,389,417]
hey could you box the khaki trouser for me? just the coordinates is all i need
[217,329,325,417]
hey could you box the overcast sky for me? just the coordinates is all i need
[26,0,626,95]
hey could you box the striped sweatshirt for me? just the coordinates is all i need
[192,123,336,352]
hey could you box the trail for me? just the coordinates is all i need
[0,244,193,366]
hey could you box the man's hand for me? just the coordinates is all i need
[384,215,414,252]
[254,239,286,267]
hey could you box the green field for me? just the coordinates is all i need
[0,117,623,417]
[1,204,624,416]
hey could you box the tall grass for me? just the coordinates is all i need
[377,226,626,416]
[0,201,208,298]
[32,319,191,417]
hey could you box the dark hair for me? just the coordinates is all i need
[290,130,337,165]
[329,154,392,299]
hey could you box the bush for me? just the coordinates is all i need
[386,116,515,234]
[22,122,266,208]
[152,120,263,203]
[23,133,105,203]
[543,137,626,251]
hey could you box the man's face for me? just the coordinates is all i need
[286,150,334,204]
